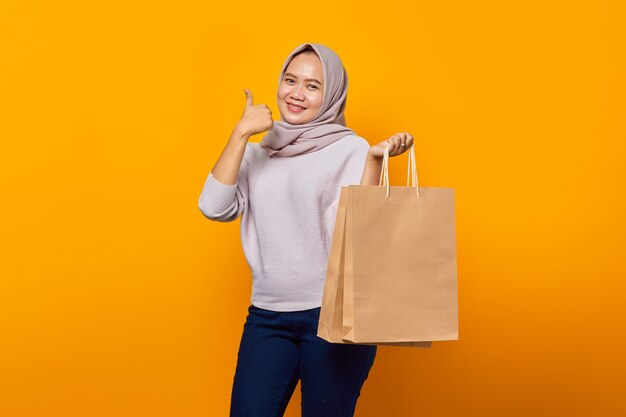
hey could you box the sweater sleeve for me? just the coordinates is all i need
[321,138,371,253]
[197,144,250,222]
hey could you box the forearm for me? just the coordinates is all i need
[210,125,250,185]
[360,151,383,185]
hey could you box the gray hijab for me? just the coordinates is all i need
[259,43,356,158]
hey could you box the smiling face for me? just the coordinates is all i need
[277,51,324,125]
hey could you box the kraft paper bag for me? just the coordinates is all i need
[318,187,432,347]
[317,143,458,346]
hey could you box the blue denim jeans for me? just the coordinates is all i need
[229,304,378,417]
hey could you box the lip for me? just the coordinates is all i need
[287,102,307,113]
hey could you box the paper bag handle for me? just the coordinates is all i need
[378,142,420,198]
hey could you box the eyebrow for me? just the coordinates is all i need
[284,72,322,85]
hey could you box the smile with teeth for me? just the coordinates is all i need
[287,103,306,112]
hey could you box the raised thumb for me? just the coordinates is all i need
[243,89,253,107]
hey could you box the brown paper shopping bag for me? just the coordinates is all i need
[317,186,432,347]
[318,143,458,346]
[317,187,350,343]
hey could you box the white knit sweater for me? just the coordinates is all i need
[198,135,371,311]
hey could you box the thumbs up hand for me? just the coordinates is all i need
[236,89,274,138]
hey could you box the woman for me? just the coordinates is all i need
[198,43,413,417]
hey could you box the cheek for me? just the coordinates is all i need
[277,85,289,100]
[309,93,323,111]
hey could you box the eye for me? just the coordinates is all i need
[285,78,295,84]
[308,85,319,90]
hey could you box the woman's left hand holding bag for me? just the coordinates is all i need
[368,132,414,159]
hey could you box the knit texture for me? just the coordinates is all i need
[198,135,371,311]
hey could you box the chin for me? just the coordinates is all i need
[289,117,310,125]
[283,113,312,125]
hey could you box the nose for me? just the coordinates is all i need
[290,85,305,101]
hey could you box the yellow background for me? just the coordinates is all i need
[1,1,624,416]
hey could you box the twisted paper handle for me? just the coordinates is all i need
[378,142,420,197]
